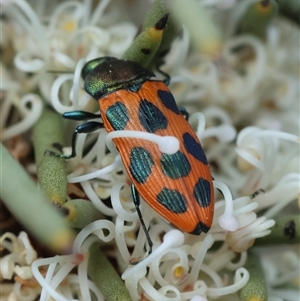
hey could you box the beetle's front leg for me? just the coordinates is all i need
[45,121,104,159]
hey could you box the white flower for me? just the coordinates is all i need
[1,0,299,300]
[0,232,40,300]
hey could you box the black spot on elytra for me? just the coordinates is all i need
[157,188,187,213]
[190,222,210,235]
[183,132,208,164]
[157,90,180,115]
[129,147,154,184]
[193,177,211,208]
[160,151,191,179]
[106,102,129,130]
[139,99,168,133]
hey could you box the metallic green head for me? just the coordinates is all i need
[81,57,155,99]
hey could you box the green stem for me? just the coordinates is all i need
[0,143,75,253]
[32,108,67,205]
[237,1,278,39]
[88,242,132,301]
[254,214,299,245]
[142,0,182,69]
[239,252,268,301]
[169,0,222,59]
[62,199,104,229]
[122,13,169,67]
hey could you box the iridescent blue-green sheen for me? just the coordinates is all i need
[157,90,180,114]
[82,57,154,99]
[193,177,211,207]
[129,147,154,184]
[160,151,191,179]
[106,102,129,130]
[183,132,208,164]
[139,99,168,133]
[157,188,187,213]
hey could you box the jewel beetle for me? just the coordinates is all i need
[48,57,214,251]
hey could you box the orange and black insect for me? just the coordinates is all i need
[49,57,214,252]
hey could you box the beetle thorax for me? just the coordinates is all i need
[83,58,155,99]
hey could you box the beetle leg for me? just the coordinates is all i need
[156,62,170,86]
[131,184,153,255]
[63,110,101,121]
[44,121,104,159]
[178,107,189,120]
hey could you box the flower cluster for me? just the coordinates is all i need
[0,232,40,300]
[1,0,299,301]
